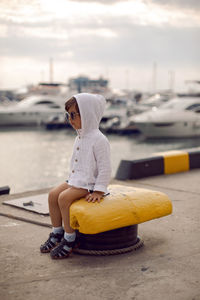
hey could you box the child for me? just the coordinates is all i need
[40,93,111,259]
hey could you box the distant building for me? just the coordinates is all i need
[68,76,109,94]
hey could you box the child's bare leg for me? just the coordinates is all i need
[48,182,70,227]
[40,182,71,253]
[50,187,88,259]
[58,187,88,233]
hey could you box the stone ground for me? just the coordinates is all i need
[0,169,200,300]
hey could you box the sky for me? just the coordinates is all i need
[0,0,200,92]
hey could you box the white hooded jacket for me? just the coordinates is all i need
[68,93,111,193]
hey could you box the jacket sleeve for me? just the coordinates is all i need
[93,137,112,193]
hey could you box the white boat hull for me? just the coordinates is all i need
[135,121,200,138]
[0,111,63,126]
[0,95,65,126]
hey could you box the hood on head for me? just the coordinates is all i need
[74,93,106,134]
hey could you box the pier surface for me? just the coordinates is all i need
[0,170,200,300]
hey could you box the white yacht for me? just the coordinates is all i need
[127,92,173,116]
[133,97,200,138]
[0,95,66,126]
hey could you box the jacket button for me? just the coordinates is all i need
[77,147,79,150]
[75,159,78,162]
[72,170,75,173]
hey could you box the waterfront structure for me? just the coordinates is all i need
[68,76,109,94]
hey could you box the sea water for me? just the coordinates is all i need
[0,127,200,194]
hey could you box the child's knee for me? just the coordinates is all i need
[48,188,58,204]
[58,192,72,209]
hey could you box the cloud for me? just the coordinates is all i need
[69,0,127,4]
[0,1,199,67]
[0,35,69,59]
[69,0,200,12]
[0,0,39,10]
[1,0,200,30]
[0,0,199,90]
[70,26,200,66]
[1,19,199,69]
[144,0,200,11]
[70,0,200,9]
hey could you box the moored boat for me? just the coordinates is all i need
[133,97,200,138]
[0,95,66,126]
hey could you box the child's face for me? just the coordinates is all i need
[68,104,81,130]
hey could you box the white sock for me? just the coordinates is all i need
[63,232,76,252]
[64,231,76,242]
[52,226,63,235]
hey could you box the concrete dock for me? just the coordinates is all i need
[0,169,200,300]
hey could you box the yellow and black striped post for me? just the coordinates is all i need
[115,149,200,180]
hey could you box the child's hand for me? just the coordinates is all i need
[85,191,104,203]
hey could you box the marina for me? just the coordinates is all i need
[1,79,200,137]
[1,1,200,299]
[0,126,200,194]
[0,80,200,194]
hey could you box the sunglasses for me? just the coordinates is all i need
[65,111,80,121]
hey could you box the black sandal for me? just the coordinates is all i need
[40,231,64,253]
[50,238,77,259]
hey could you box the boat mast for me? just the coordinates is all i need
[49,58,54,83]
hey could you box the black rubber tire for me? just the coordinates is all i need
[77,232,137,245]
[76,225,137,241]
[78,234,137,245]
[76,225,138,251]
[77,238,138,251]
